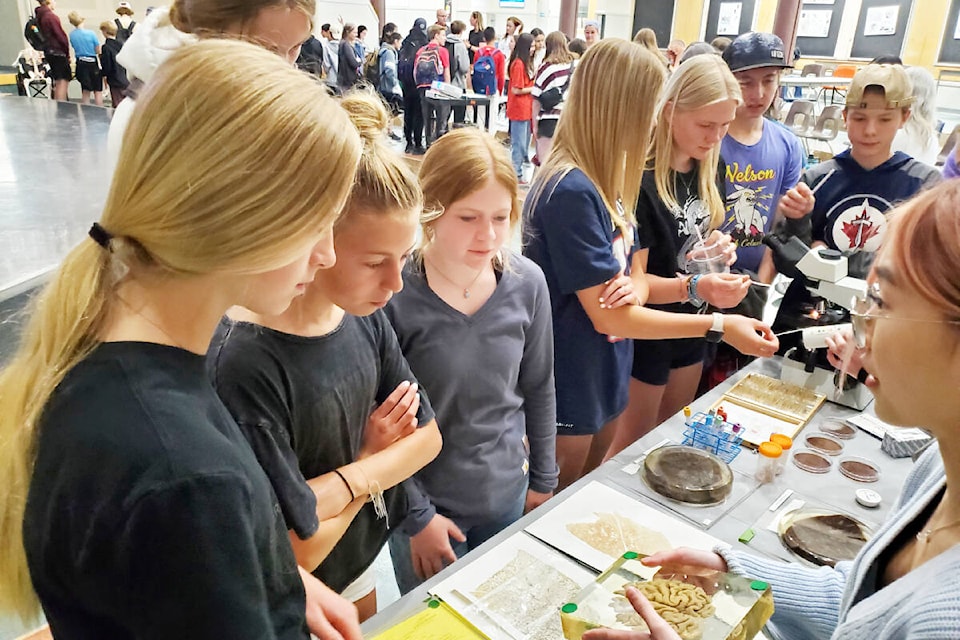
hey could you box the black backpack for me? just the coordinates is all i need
[397,39,419,86]
[24,15,46,51]
[114,18,136,45]
[443,41,459,80]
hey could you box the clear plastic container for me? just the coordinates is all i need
[769,433,793,475]
[755,441,782,484]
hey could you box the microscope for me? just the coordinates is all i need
[763,235,873,410]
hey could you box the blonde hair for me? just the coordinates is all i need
[530,39,666,237]
[544,30,574,65]
[634,28,668,67]
[418,128,520,264]
[100,20,118,36]
[0,39,361,620]
[651,54,741,230]
[339,91,422,223]
[68,11,84,27]
[903,66,936,148]
[471,11,484,31]
[169,0,315,35]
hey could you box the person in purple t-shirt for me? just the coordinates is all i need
[944,142,960,179]
[719,33,804,288]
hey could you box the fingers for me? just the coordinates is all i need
[446,520,467,543]
[373,380,412,420]
[625,589,679,638]
[385,383,419,424]
[309,613,346,640]
[583,628,650,640]
[323,602,361,640]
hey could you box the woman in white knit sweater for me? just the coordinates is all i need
[585,180,960,640]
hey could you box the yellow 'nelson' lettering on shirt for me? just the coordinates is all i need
[726,163,776,183]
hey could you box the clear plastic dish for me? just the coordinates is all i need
[819,419,857,440]
[778,507,872,567]
[792,450,832,474]
[642,445,733,506]
[839,456,880,483]
[803,433,844,456]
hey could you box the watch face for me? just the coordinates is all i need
[705,329,724,344]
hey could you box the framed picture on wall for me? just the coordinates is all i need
[864,5,899,36]
[798,9,833,38]
[805,0,835,4]
[717,2,742,35]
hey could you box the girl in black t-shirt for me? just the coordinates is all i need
[209,93,442,623]
[609,54,755,456]
[0,41,363,640]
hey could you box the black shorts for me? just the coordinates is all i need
[45,53,71,81]
[631,337,707,386]
[537,118,558,138]
[75,59,102,92]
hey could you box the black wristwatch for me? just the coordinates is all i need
[705,312,724,343]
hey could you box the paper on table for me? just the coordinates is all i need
[370,600,487,640]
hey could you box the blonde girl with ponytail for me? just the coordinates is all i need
[208,91,442,623]
[523,40,778,490]
[611,54,768,456]
[0,40,363,640]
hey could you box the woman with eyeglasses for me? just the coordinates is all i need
[584,179,960,640]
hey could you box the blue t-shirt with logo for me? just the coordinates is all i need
[523,169,637,435]
[720,119,804,273]
[69,28,100,58]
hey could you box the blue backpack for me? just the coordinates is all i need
[472,49,497,96]
[413,46,442,87]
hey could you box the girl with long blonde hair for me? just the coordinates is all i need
[523,40,778,490]
[0,40,362,640]
[387,129,558,593]
[610,54,765,456]
[208,92,441,623]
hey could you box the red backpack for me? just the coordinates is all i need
[413,46,443,87]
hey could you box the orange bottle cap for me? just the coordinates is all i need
[758,441,783,458]
[770,433,793,450]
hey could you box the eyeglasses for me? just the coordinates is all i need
[850,281,960,349]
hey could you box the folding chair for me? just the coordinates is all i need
[801,105,843,155]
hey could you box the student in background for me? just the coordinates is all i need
[354,25,368,60]
[634,28,669,68]
[467,11,485,63]
[35,0,71,102]
[0,40,363,640]
[523,40,778,491]
[772,64,941,340]
[473,26,506,133]
[388,129,558,593]
[568,38,587,58]
[609,55,755,457]
[378,32,403,113]
[507,32,535,184]
[68,11,104,106]
[322,23,341,91]
[531,28,546,70]
[532,31,576,166]
[415,24,451,147]
[445,20,470,125]
[399,18,429,155]
[114,1,136,44]
[893,66,939,166]
[583,20,600,48]
[338,24,363,92]
[209,93,442,623]
[99,21,129,107]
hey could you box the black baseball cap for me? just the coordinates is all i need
[722,32,793,73]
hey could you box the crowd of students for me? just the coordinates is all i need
[3,1,960,639]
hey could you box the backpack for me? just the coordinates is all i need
[397,39,419,86]
[472,48,497,96]
[114,18,136,45]
[413,46,443,87]
[443,40,459,80]
[24,15,46,51]
[363,50,380,86]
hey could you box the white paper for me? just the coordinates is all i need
[524,481,721,572]
[430,531,595,640]
[955,10,960,39]
[864,5,899,36]
[712,401,800,447]
[798,9,833,38]
[804,0,835,4]
[717,2,743,36]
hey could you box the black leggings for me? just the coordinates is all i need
[402,83,423,146]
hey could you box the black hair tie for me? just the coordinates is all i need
[88,222,113,250]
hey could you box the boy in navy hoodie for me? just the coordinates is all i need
[773,64,941,335]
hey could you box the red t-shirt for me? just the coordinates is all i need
[506,58,533,122]
[415,42,450,88]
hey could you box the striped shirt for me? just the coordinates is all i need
[531,61,576,121]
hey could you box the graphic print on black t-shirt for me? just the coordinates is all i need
[724,162,776,248]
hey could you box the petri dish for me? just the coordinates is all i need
[642,445,733,506]
[839,457,880,483]
[793,450,832,474]
[779,508,871,567]
[819,419,857,440]
[804,433,844,456]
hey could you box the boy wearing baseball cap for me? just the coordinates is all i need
[719,33,805,301]
[772,63,941,335]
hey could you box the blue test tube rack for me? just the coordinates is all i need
[681,410,743,463]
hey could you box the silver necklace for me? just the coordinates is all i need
[425,258,485,298]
